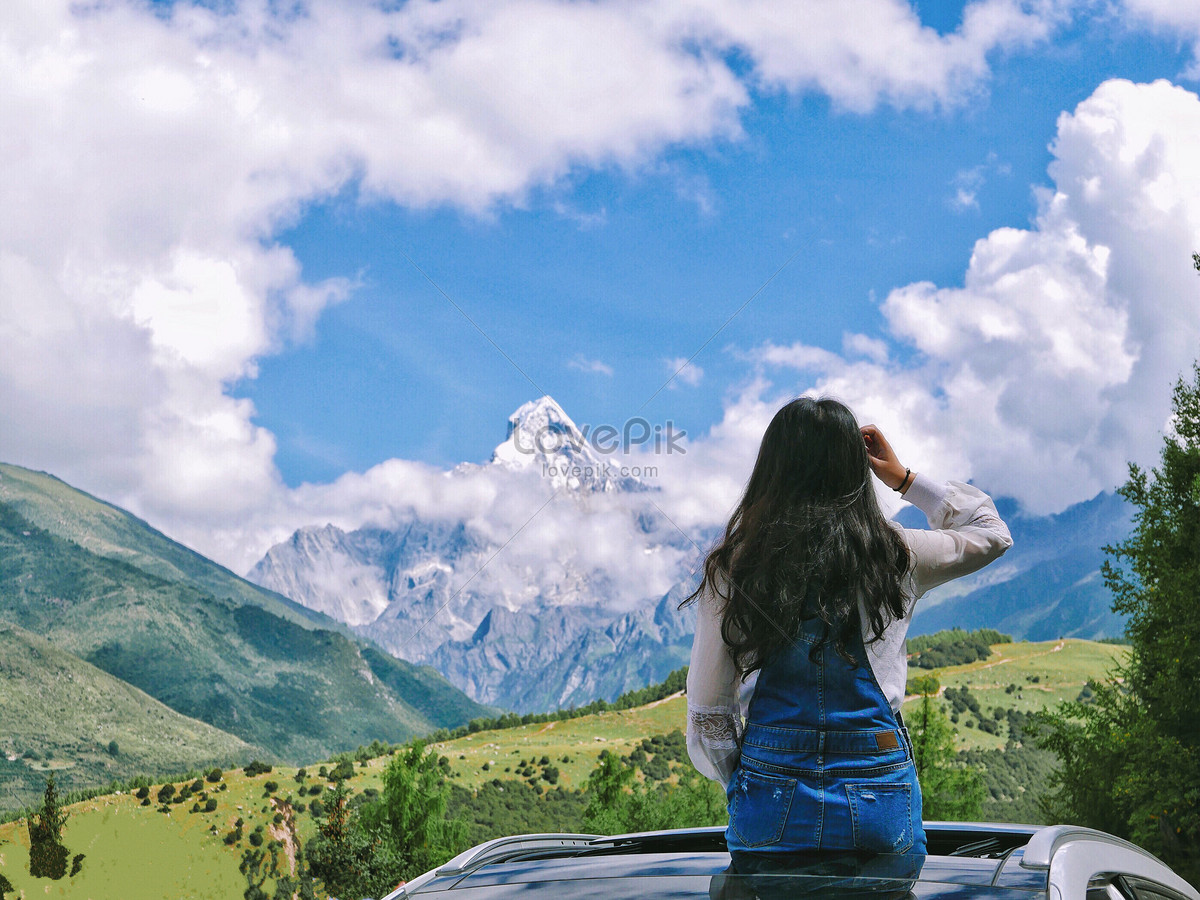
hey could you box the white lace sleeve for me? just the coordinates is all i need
[686,582,743,788]
[901,474,1014,599]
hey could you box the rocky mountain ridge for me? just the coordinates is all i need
[250,397,1133,712]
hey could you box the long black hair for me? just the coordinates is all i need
[683,396,910,675]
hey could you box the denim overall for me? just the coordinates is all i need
[725,615,926,859]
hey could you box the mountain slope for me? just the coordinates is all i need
[0,462,330,629]
[0,622,260,809]
[0,476,491,764]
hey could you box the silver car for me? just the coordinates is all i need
[381,822,1198,900]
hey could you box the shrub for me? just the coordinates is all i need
[135,786,150,800]
[70,853,85,877]
[106,741,119,757]
[249,831,264,847]
[205,767,222,783]
[263,780,279,793]
[204,799,218,812]
[157,784,176,803]
[243,760,272,777]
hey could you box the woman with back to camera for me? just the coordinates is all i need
[684,397,1012,871]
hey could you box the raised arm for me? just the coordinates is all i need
[862,423,1012,598]
[900,475,1013,598]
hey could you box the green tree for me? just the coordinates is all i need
[581,750,726,835]
[241,844,316,900]
[0,872,16,900]
[27,772,72,879]
[910,694,985,820]
[306,778,402,899]
[907,673,940,697]
[1035,348,1200,881]
[359,740,469,882]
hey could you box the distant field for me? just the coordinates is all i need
[0,639,1128,897]
[430,693,689,792]
[902,638,1128,751]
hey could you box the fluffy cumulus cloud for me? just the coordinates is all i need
[0,0,1076,570]
[682,79,1200,518]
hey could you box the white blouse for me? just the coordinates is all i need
[685,473,1014,788]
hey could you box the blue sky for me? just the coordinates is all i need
[3,0,1200,570]
[236,6,1193,482]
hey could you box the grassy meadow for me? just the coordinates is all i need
[0,637,1127,898]
[903,638,1128,751]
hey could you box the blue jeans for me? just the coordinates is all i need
[725,722,925,855]
[723,615,927,858]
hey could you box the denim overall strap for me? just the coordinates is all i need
[725,614,926,857]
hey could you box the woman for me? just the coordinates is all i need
[684,397,1012,861]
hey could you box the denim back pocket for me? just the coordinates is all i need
[845,783,913,854]
[728,768,796,848]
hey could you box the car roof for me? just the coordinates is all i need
[384,822,1199,900]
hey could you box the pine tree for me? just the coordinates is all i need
[27,772,71,879]
[1035,322,1200,880]
[910,686,985,821]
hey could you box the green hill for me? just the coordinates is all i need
[0,464,491,776]
[0,638,1126,898]
[0,463,329,629]
[0,623,259,809]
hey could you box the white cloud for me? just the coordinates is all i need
[701,79,1200,517]
[1121,0,1200,77]
[948,152,1012,211]
[0,0,1103,574]
[665,357,705,388]
[678,0,1070,113]
[568,355,615,377]
[843,332,890,363]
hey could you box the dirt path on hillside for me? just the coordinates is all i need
[644,690,684,709]
[267,797,297,877]
[975,639,1064,671]
[903,640,1069,700]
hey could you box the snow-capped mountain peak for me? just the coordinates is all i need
[492,395,592,468]
[490,395,647,492]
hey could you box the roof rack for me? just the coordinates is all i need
[434,822,1041,879]
[436,834,603,877]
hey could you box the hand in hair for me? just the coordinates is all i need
[861,425,910,491]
